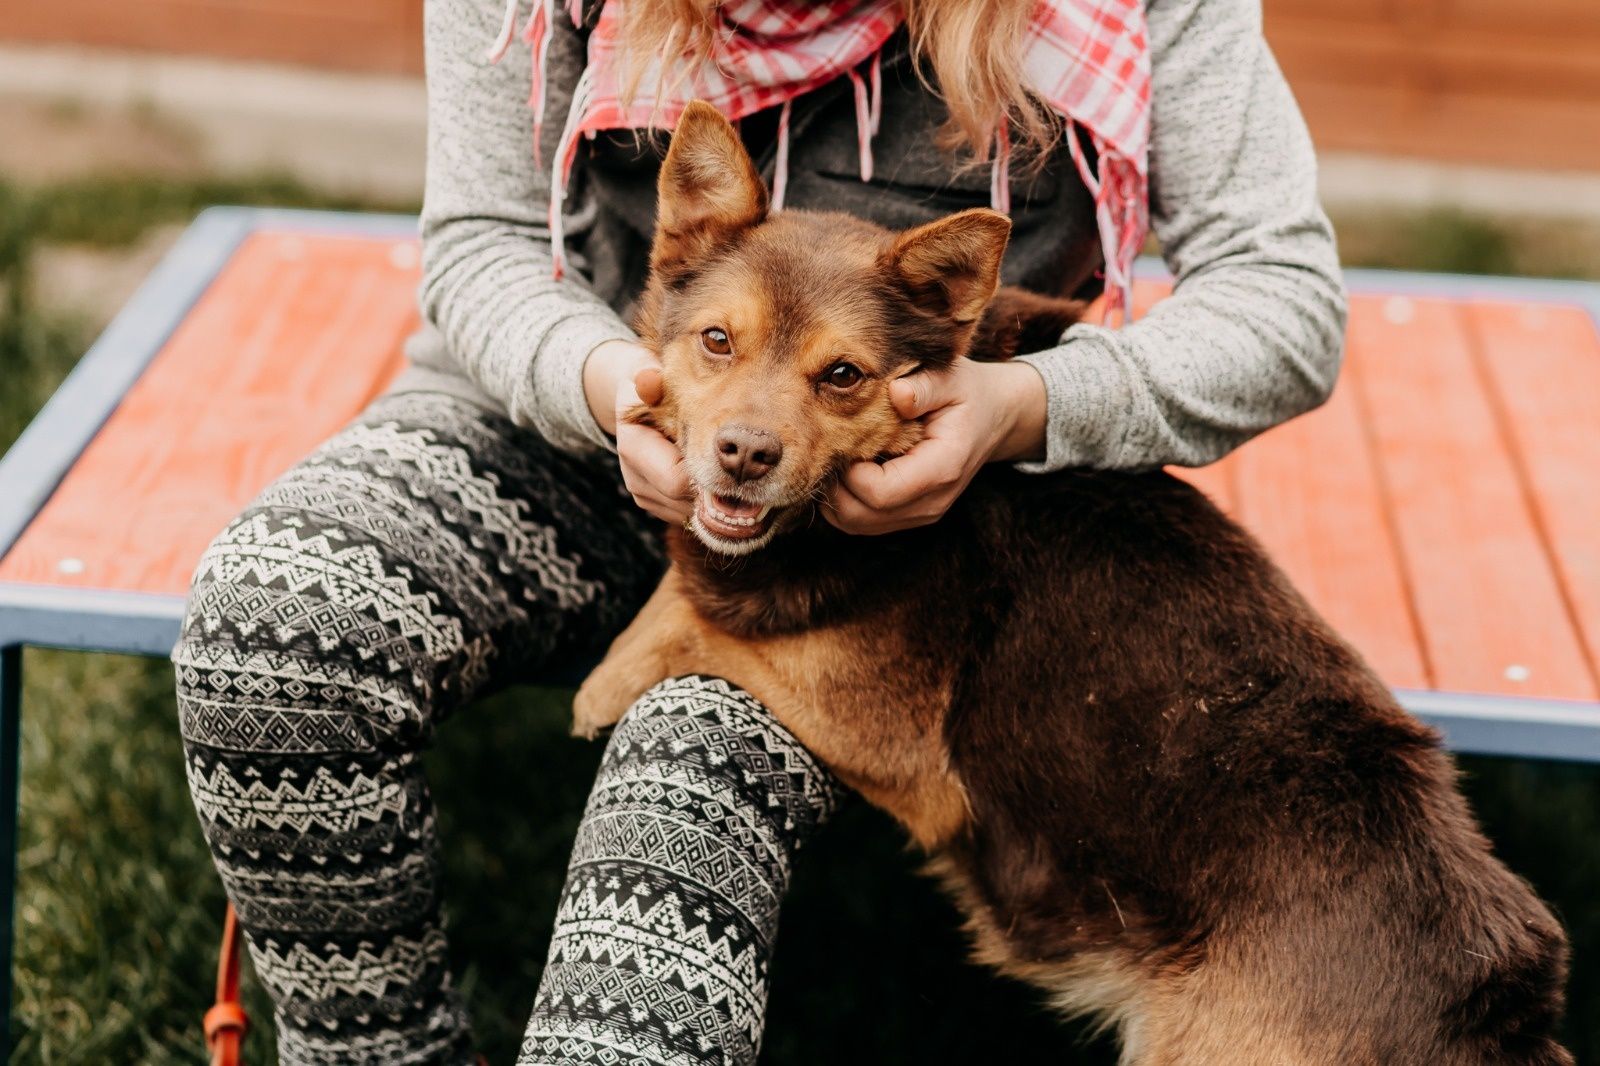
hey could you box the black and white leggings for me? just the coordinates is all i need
[174,389,841,1065]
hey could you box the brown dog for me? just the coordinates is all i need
[574,101,1572,1065]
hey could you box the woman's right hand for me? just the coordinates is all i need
[584,339,693,525]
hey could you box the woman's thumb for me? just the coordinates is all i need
[890,368,955,419]
[634,365,665,405]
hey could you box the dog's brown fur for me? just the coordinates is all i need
[574,102,1572,1065]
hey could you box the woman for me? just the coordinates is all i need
[175,0,1345,1062]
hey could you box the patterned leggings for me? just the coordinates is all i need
[175,390,840,1065]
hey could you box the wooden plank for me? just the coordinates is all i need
[1261,0,1600,173]
[1290,82,1600,173]
[1449,0,1600,33]
[1465,300,1600,690]
[1269,20,1600,100]
[1344,293,1597,701]
[0,230,415,598]
[0,0,425,75]
[1269,0,1600,37]
[1229,374,1431,691]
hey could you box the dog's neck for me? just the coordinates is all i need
[667,510,946,638]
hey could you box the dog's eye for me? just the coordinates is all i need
[700,328,732,356]
[824,362,863,390]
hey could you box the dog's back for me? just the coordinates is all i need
[931,468,1572,1064]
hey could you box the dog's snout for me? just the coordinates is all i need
[715,425,783,482]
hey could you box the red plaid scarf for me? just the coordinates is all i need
[489,0,1150,318]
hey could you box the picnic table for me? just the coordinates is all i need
[2,206,1599,1024]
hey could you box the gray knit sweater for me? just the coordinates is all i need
[404,0,1347,473]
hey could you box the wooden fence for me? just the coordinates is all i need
[2,0,1597,173]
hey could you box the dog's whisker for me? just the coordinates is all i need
[1102,880,1127,930]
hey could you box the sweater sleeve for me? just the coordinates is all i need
[420,0,634,456]
[1013,0,1348,473]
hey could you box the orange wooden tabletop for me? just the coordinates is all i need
[0,229,416,600]
[1160,281,1600,707]
[1,224,1598,724]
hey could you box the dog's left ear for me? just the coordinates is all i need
[885,209,1012,324]
[653,100,768,277]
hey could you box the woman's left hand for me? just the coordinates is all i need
[826,357,1048,535]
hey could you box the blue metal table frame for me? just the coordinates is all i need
[0,207,417,1029]
[4,207,1600,1032]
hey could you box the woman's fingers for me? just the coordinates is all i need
[826,444,963,534]
[840,433,966,510]
[826,478,945,534]
[625,479,691,524]
[617,419,692,522]
[890,365,962,420]
[621,423,689,494]
[636,494,690,525]
[826,388,981,534]
[586,339,659,435]
[609,351,690,522]
[823,480,878,533]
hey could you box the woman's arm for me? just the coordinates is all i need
[1012,0,1348,472]
[827,0,1345,532]
[421,0,635,455]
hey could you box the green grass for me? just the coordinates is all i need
[2,174,1598,1063]
[20,174,418,250]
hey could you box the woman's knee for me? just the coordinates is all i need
[584,675,843,884]
[173,499,450,757]
[525,676,842,1064]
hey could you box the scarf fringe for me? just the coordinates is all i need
[547,64,599,280]
[772,99,792,211]
[491,5,1146,324]
[846,52,882,183]
[523,0,556,167]
[990,120,1012,215]
[1066,119,1136,323]
[486,0,520,63]
[868,50,882,135]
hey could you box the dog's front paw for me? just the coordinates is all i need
[571,677,632,740]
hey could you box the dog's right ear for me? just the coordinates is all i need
[652,100,768,278]
[885,209,1011,326]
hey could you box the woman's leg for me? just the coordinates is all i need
[520,676,843,1066]
[175,390,663,1065]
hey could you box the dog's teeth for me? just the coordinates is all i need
[710,501,768,525]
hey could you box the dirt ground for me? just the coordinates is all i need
[0,98,201,182]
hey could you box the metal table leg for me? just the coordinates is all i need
[0,644,20,1036]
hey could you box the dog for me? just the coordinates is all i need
[573,101,1572,1065]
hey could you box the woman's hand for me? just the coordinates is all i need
[826,358,1047,535]
[584,339,693,524]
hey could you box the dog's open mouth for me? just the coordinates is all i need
[694,490,778,544]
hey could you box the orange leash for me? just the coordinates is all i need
[202,904,484,1065]
[205,904,248,1066]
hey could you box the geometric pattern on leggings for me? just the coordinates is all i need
[176,388,665,1065]
[520,675,843,1066]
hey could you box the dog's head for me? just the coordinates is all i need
[633,101,1012,555]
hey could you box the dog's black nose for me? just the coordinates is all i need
[715,425,783,482]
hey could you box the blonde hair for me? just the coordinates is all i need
[619,0,1060,162]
